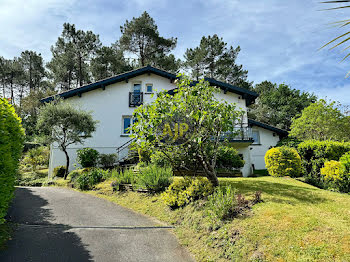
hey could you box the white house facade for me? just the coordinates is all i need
[42,66,287,177]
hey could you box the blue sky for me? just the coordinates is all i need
[0,0,349,105]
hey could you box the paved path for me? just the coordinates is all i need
[0,187,194,262]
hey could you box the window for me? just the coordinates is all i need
[146,84,153,93]
[252,131,260,144]
[122,116,132,135]
[122,116,138,135]
[133,83,141,92]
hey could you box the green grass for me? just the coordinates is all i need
[58,176,350,262]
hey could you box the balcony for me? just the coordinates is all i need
[129,92,143,107]
[220,127,253,142]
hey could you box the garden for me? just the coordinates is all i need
[1,77,350,262]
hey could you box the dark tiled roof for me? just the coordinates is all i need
[41,65,258,106]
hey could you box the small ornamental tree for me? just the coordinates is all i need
[37,99,97,179]
[132,76,244,187]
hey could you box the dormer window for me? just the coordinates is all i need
[146,84,153,93]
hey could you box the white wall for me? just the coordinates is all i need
[49,74,177,175]
[249,126,280,170]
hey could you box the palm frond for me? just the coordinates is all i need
[320,0,350,69]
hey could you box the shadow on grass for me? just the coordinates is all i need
[0,188,93,262]
[220,179,327,205]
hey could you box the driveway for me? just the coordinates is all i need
[0,187,194,262]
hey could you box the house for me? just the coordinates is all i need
[42,66,288,177]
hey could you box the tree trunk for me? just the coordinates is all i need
[79,55,83,86]
[204,167,219,187]
[63,149,70,180]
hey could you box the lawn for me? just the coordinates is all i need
[82,176,350,262]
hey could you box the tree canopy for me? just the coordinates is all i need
[132,76,244,186]
[249,81,317,130]
[48,23,101,90]
[290,99,350,141]
[184,34,252,89]
[119,11,179,72]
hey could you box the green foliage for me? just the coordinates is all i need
[321,160,350,193]
[90,45,132,81]
[0,98,25,224]
[67,169,84,183]
[207,185,238,220]
[99,153,118,169]
[22,146,49,171]
[119,11,178,71]
[290,100,350,141]
[16,169,48,187]
[150,151,172,167]
[132,76,244,186]
[162,177,214,208]
[340,152,350,175]
[249,81,316,130]
[276,137,302,148]
[77,148,100,168]
[265,147,302,177]
[216,146,245,169]
[137,164,173,192]
[53,166,66,178]
[184,34,251,88]
[37,99,97,178]
[74,168,108,190]
[110,168,137,191]
[297,140,350,187]
[48,23,101,89]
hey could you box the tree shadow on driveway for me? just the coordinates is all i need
[0,187,93,262]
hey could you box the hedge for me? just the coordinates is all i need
[297,140,350,187]
[0,98,25,224]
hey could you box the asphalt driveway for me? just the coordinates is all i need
[0,187,194,262]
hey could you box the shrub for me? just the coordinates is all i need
[99,153,118,169]
[150,151,172,167]
[0,98,25,224]
[340,152,350,175]
[321,161,342,182]
[110,168,137,191]
[136,164,173,192]
[265,146,302,177]
[53,166,66,178]
[74,168,108,190]
[321,160,350,193]
[207,185,237,220]
[216,146,245,169]
[76,173,90,190]
[162,177,214,208]
[68,170,83,183]
[22,146,50,171]
[76,148,100,168]
[297,140,350,187]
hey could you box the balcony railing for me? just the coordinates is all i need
[129,92,143,107]
[220,127,253,142]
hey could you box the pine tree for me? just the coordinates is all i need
[184,34,252,89]
[119,11,178,71]
[48,23,101,90]
[90,45,132,80]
